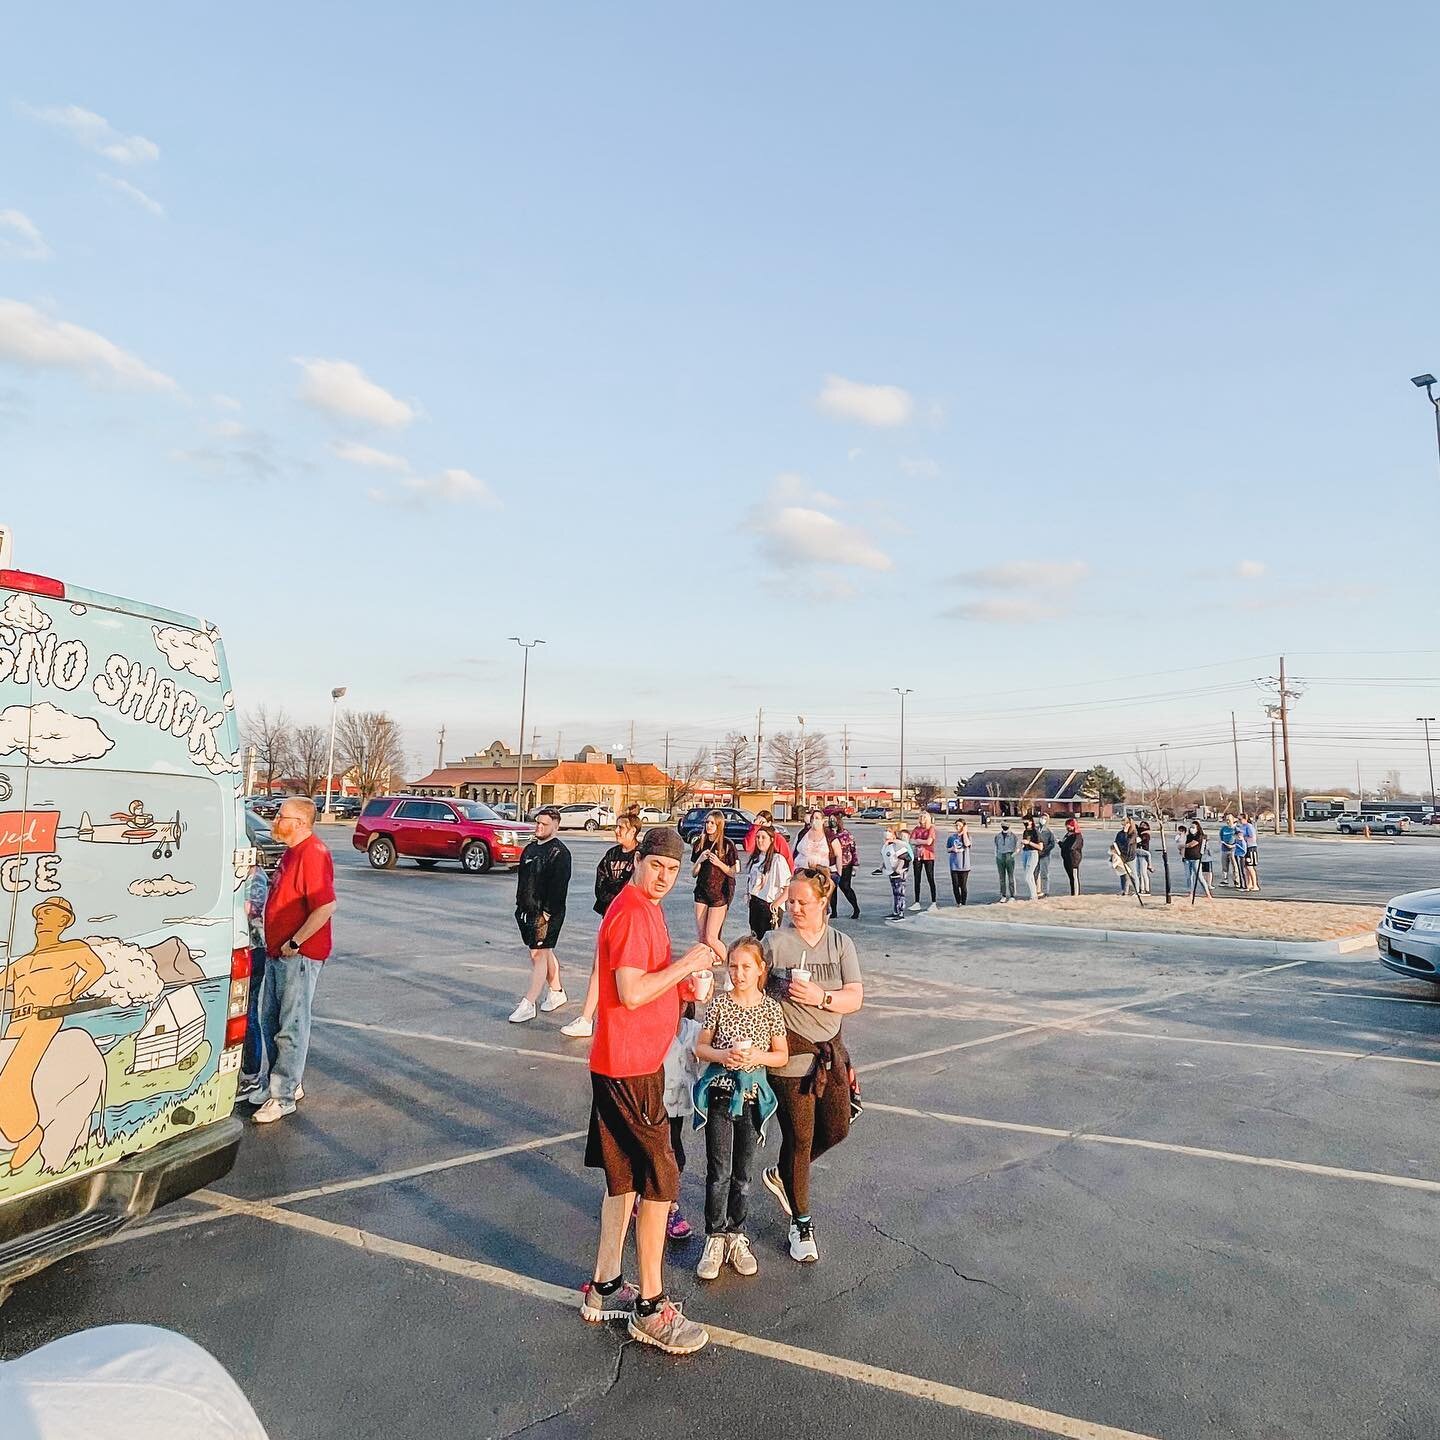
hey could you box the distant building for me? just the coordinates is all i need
[957,768,1092,818]
[410,742,672,813]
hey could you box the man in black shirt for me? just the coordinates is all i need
[510,806,573,1023]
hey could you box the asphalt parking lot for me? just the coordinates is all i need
[4,825,1439,1438]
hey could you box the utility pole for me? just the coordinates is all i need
[797,715,806,814]
[436,725,446,771]
[556,730,563,760]
[1265,706,1281,835]
[663,732,673,811]
[1231,711,1242,814]
[1420,717,1438,814]
[1278,656,1296,836]
[629,719,636,762]
[843,725,851,802]
[1357,761,1363,808]
[754,708,763,789]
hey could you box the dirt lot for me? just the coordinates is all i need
[938,891,1381,940]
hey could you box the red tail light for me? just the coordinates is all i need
[0,569,65,599]
[226,946,251,1047]
[231,947,252,980]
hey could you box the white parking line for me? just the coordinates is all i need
[315,1015,588,1064]
[1088,1029,1440,1068]
[192,1189,1159,1440]
[858,958,1312,1075]
[868,1102,1440,1193]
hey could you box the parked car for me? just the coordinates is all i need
[1337,814,1409,835]
[315,794,362,820]
[354,795,532,872]
[554,802,616,831]
[250,794,284,819]
[858,806,889,821]
[676,806,755,843]
[1376,888,1440,984]
[245,807,285,871]
[635,805,670,824]
[492,802,519,821]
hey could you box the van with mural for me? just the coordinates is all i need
[0,528,247,1301]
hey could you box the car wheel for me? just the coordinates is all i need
[462,841,492,874]
[1387,826,1398,836]
[584,819,599,831]
[1340,825,1351,834]
[368,837,397,869]
[416,859,439,869]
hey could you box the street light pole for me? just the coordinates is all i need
[509,637,545,819]
[323,686,347,818]
[1410,374,1440,474]
[893,687,913,823]
[797,715,806,815]
[1419,717,1438,814]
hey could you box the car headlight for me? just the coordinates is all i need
[497,830,518,845]
[1411,913,1440,932]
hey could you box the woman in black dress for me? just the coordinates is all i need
[1059,818,1084,895]
[693,810,739,962]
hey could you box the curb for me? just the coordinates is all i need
[903,910,1377,959]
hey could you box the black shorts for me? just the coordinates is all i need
[585,1071,680,1202]
[516,908,564,950]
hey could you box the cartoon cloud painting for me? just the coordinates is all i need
[1,593,53,634]
[0,702,115,765]
[152,623,221,683]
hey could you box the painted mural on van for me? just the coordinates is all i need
[0,586,244,1202]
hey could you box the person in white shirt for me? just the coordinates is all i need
[745,826,793,938]
[880,827,909,919]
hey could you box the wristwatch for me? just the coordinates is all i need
[822,991,833,1009]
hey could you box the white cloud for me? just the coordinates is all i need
[331,439,411,473]
[1,593,53,633]
[152,623,221,682]
[128,874,195,898]
[295,358,414,428]
[0,701,115,765]
[19,103,159,165]
[368,467,501,508]
[211,393,242,411]
[951,560,1090,590]
[900,457,940,479]
[81,936,164,1007]
[941,597,1062,625]
[0,298,176,391]
[100,174,164,218]
[0,210,50,261]
[817,374,914,428]
[1236,559,1267,579]
[744,475,892,575]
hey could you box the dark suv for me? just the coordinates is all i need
[354,796,532,873]
[677,806,754,844]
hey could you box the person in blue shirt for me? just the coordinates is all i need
[1218,814,1237,886]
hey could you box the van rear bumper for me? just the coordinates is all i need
[0,1116,243,1295]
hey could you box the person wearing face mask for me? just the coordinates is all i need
[994,821,1018,903]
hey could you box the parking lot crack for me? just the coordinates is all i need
[496,1339,631,1437]
[857,1215,1019,1300]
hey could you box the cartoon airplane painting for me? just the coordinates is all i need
[70,800,184,860]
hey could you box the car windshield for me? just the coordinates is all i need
[454,801,500,822]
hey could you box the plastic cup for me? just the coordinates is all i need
[791,966,811,983]
[692,968,713,1003]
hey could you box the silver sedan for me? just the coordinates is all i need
[1376,888,1440,984]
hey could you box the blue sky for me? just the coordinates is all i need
[3,3,1439,793]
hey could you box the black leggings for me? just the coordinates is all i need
[913,857,936,902]
[1065,862,1080,895]
[772,1069,851,1219]
[829,863,860,917]
[949,869,969,905]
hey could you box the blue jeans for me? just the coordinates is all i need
[1184,858,1205,892]
[704,1096,762,1235]
[253,953,322,1102]
[240,945,267,1081]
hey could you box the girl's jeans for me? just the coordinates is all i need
[704,1096,762,1235]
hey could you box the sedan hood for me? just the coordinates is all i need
[1388,887,1440,913]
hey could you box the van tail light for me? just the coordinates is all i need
[226,946,251,1047]
[0,569,65,600]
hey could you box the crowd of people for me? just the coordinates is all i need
[508,807,866,1357]
[1108,812,1262,899]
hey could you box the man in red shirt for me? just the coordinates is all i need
[581,827,714,1354]
[241,797,337,1124]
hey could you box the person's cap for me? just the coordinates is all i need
[638,826,685,861]
[535,805,562,822]
[1000,821,1010,829]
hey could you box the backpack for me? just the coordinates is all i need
[838,830,858,868]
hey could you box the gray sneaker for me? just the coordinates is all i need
[579,1279,638,1323]
[761,1166,793,1217]
[727,1233,758,1276]
[627,1299,709,1355]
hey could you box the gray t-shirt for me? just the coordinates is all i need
[763,926,863,1078]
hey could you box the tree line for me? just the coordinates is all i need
[241,705,406,799]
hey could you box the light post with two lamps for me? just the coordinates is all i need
[322,685,347,819]
[893,687,912,825]
[1410,374,1440,471]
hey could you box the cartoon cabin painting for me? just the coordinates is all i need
[133,985,206,1073]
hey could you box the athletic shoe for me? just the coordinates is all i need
[761,1165,793,1217]
[789,1220,819,1263]
[728,1233,758,1276]
[696,1234,726,1280]
[235,1082,266,1105]
[908,901,921,911]
[252,1098,295,1124]
[508,998,537,1023]
[560,1015,593,1038]
[628,1299,709,1355]
[580,1279,638,1323]
[927,900,938,909]
[539,988,568,1013]
[295,1083,305,1101]
[850,910,861,920]
[666,1208,693,1241]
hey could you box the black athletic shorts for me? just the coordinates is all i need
[516,908,564,950]
[585,1070,680,1202]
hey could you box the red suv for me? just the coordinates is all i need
[354,796,532,873]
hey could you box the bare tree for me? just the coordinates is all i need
[912,776,942,808]
[1130,750,1201,902]
[241,705,294,793]
[716,732,750,803]
[668,747,711,812]
[767,731,832,805]
[291,723,330,798]
[336,710,405,798]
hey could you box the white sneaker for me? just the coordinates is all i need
[788,1221,819,1263]
[539,988,569,1013]
[253,1097,294,1124]
[560,1015,593,1038]
[508,998,537,1023]
[907,901,921,911]
[927,900,938,910]
[697,1234,727,1281]
[728,1233,758,1276]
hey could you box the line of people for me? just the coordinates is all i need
[504,807,865,1357]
